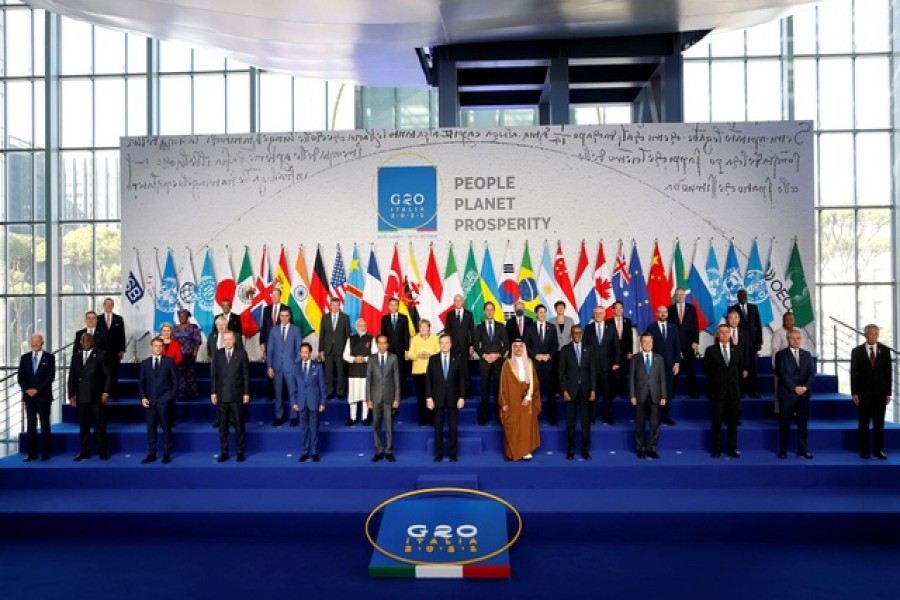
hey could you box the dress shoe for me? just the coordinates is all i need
[503,456,512,462]
[99,454,110,461]
[449,456,457,463]
[637,450,646,459]
[162,455,172,464]
[217,453,230,463]
[272,418,284,427]
[298,454,309,463]
[522,453,533,461]
[289,418,299,427]
[581,452,592,460]
[477,419,488,426]
[385,454,396,463]
[603,417,616,426]
[362,416,372,426]
[798,451,814,459]
[371,453,383,463]
[726,450,741,459]
[548,420,558,426]
[566,452,574,460]
[749,392,760,399]
[860,451,871,459]
[689,392,699,399]
[874,451,888,460]
[662,418,676,426]
[344,419,355,427]
[41,455,50,462]
[646,451,660,460]
[211,421,219,428]
[312,455,320,463]
[711,451,721,458]
[23,456,37,463]
[73,453,89,462]
[236,454,246,463]
[433,456,443,463]
[777,451,787,459]
[589,417,597,425]
[141,455,157,464]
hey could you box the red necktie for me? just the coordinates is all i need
[870,347,876,368]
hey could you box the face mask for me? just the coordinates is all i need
[515,309,524,317]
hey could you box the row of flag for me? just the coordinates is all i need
[121,238,814,345]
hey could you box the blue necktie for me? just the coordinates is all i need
[645,354,651,375]
[443,355,449,379]
[575,344,581,365]
[488,322,493,339]
[32,354,38,373]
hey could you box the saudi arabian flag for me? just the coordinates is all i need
[462,243,484,324]
[786,238,815,327]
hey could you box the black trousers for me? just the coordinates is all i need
[24,395,52,458]
[710,397,740,453]
[779,394,810,454]
[77,402,107,457]
[635,399,660,452]
[217,401,245,455]
[673,348,698,396]
[533,357,557,423]
[741,349,759,396]
[323,353,346,398]
[593,368,613,422]
[659,367,675,421]
[857,395,887,454]
[145,401,172,457]
[565,393,592,454]
[412,374,433,426]
[433,404,459,458]
[478,359,503,423]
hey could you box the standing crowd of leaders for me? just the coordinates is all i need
[14,288,895,465]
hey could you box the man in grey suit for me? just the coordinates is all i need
[319,297,351,400]
[629,333,667,459]
[267,307,301,427]
[366,335,400,462]
[774,329,816,459]
[211,331,250,462]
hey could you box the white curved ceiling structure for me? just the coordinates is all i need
[26,0,815,86]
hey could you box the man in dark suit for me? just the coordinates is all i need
[366,335,401,462]
[96,297,126,399]
[68,332,111,461]
[17,334,55,462]
[74,311,105,355]
[267,307,301,427]
[606,301,633,400]
[259,285,293,359]
[630,333,668,459]
[703,324,747,458]
[206,316,244,359]
[214,299,243,337]
[669,288,700,398]
[525,304,559,425]
[293,343,326,462]
[475,301,509,425]
[730,289,762,398]
[558,325,597,460]
[774,329,816,459]
[443,293,475,394]
[850,324,893,459]
[319,297,351,400]
[210,331,250,462]
[583,305,618,425]
[138,336,180,464]
[725,309,751,390]
[426,334,467,462]
[505,300,534,342]
[380,297,411,402]
[647,305,680,426]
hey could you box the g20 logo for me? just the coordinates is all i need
[407,524,478,538]
[376,164,438,233]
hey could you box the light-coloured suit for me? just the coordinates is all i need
[629,351,667,452]
[293,360,327,456]
[266,323,301,420]
[366,352,401,455]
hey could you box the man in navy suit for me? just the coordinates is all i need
[505,300,534,342]
[606,301,633,401]
[730,289,763,398]
[850,324,893,459]
[443,294,475,395]
[293,343,326,462]
[426,334,467,462]
[475,302,509,425]
[138,336,180,464]
[96,297,126,399]
[558,325,597,460]
[647,305,680,426]
[525,304,559,425]
[703,324,747,458]
[774,329,816,459]
[68,332,111,461]
[17,334,55,462]
[211,331,250,462]
[629,333,668,459]
[213,299,243,338]
[380,297,411,393]
[582,305,618,425]
[668,288,700,398]
[267,307,301,427]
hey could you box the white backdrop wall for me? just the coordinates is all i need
[121,122,814,358]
